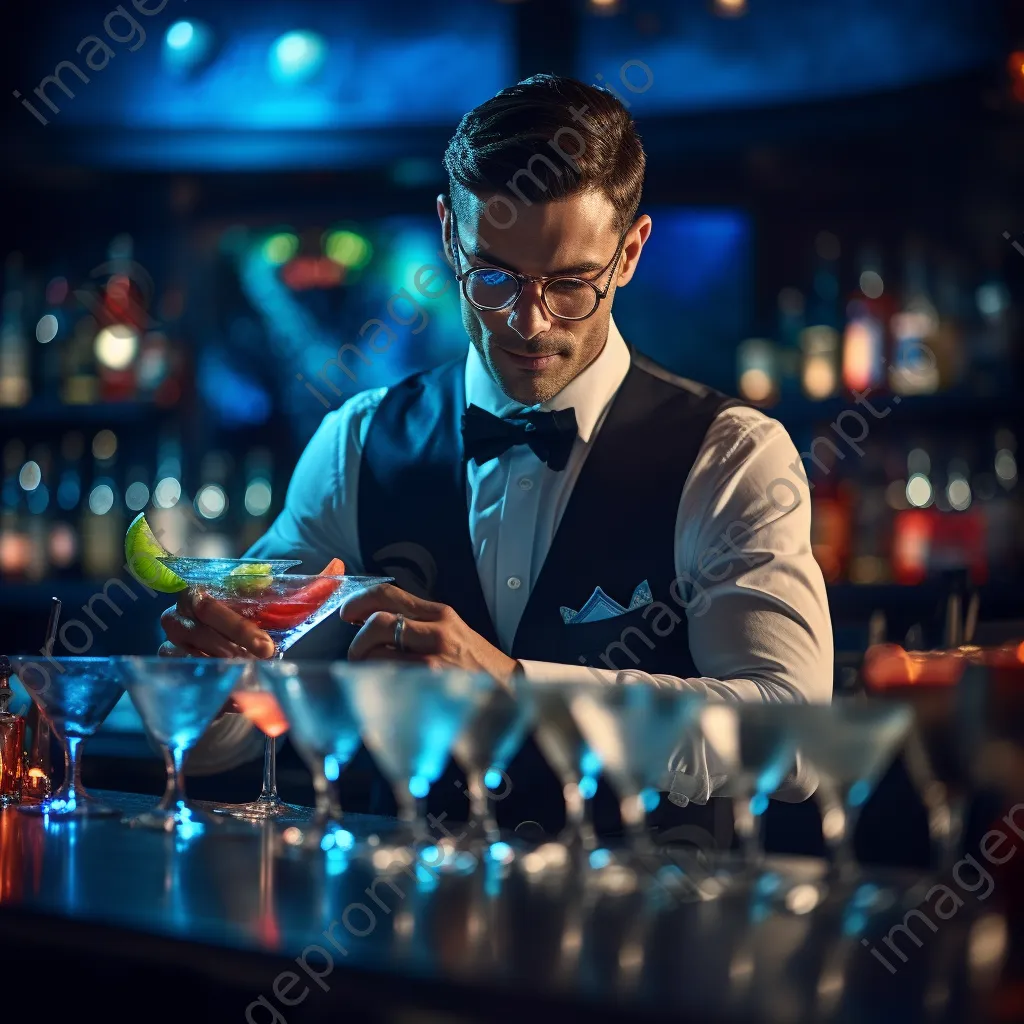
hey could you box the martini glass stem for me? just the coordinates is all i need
[311,767,342,826]
[250,649,286,811]
[396,787,429,845]
[257,735,280,805]
[467,769,500,843]
[818,779,859,886]
[54,736,87,806]
[168,744,189,812]
[562,778,597,852]
[620,791,654,856]
[157,747,176,810]
[733,794,764,874]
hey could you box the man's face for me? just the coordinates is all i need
[438,189,650,406]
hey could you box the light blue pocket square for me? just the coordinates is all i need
[560,580,653,625]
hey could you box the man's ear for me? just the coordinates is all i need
[615,214,652,288]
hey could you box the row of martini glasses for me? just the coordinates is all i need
[8,648,999,910]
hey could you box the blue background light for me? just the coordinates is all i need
[166,21,195,51]
[269,30,326,84]
[163,20,216,76]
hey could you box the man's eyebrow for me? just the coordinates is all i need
[468,243,606,278]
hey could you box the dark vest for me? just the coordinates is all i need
[357,345,742,838]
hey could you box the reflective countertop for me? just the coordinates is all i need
[0,792,1020,1024]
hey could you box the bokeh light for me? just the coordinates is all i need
[324,230,373,269]
[269,31,327,85]
[262,233,299,266]
[35,314,58,344]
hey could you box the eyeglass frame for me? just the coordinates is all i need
[448,211,630,322]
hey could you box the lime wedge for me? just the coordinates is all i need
[226,562,274,596]
[230,563,273,577]
[124,512,187,594]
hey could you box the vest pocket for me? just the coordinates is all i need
[560,606,663,674]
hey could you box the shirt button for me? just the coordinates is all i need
[507,576,522,590]
[518,477,533,491]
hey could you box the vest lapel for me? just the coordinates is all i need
[358,359,498,648]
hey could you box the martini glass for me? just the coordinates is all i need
[331,663,494,869]
[699,702,800,875]
[560,682,705,890]
[121,656,247,833]
[227,665,307,822]
[785,699,914,897]
[158,557,392,820]
[10,657,126,819]
[452,676,533,853]
[862,650,968,878]
[527,685,602,855]
[256,659,364,850]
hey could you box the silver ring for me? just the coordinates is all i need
[394,613,406,653]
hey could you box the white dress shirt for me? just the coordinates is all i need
[194,316,833,800]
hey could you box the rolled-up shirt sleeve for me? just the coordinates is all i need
[519,406,833,803]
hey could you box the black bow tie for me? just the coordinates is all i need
[461,403,579,472]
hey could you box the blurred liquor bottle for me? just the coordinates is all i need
[775,286,805,401]
[34,270,68,403]
[985,428,1021,579]
[81,429,124,578]
[0,440,31,580]
[147,429,192,558]
[51,432,84,579]
[928,254,967,391]
[810,474,852,584]
[842,245,892,396]
[240,447,275,552]
[804,417,853,583]
[61,312,100,405]
[736,336,778,406]
[970,258,1014,399]
[21,444,52,583]
[191,450,234,559]
[799,230,841,401]
[931,450,986,585]
[0,252,30,407]
[891,443,935,585]
[846,439,892,584]
[889,237,940,396]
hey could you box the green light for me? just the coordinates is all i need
[325,230,372,269]
[263,233,299,266]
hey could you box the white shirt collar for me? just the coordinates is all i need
[463,315,630,444]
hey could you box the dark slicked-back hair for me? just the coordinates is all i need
[443,74,645,233]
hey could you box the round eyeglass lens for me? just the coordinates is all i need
[543,278,598,319]
[466,268,519,310]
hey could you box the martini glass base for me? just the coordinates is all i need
[124,802,225,834]
[18,793,121,819]
[212,796,310,822]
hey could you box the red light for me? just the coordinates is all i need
[281,256,345,290]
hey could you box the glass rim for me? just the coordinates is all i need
[7,654,125,664]
[123,654,252,665]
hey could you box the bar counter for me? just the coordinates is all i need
[1,791,1020,1024]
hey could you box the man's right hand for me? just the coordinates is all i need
[159,589,276,659]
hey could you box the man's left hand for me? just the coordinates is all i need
[340,584,520,688]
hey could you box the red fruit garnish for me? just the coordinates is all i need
[252,576,341,632]
[321,557,346,576]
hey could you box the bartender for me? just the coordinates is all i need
[159,74,832,835]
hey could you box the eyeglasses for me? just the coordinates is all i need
[449,214,628,322]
